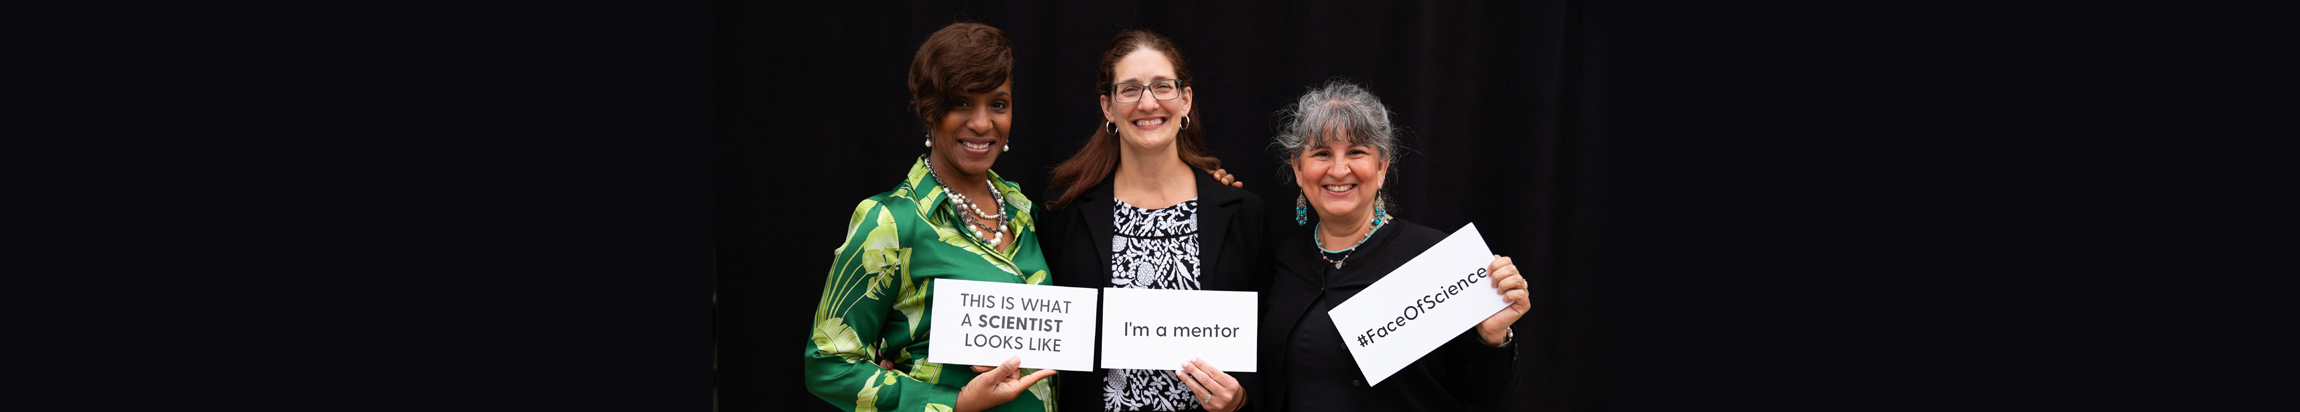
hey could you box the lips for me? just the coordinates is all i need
[1321,184,1355,195]
[1131,117,1166,129]
[958,138,995,154]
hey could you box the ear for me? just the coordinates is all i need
[1099,95,1115,124]
[1178,86,1194,117]
[1371,159,1390,191]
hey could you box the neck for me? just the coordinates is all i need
[928,155,992,198]
[1113,143,1194,202]
[1316,209,1378,246]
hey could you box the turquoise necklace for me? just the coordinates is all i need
[1315,211,1389,269]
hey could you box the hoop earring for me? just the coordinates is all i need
[1295,193,1309,226]
[923,132,932,148]
[1106,121,1118,134]
[1180,115,1191,130]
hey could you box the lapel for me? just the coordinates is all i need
[1264,236,1324,388]
[1080,181,1118,278]
[1084,170,1241,287]
[1192,170,1237,282]
[904,156,1021,270]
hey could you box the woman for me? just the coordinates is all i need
[804,22,1056,412]
[1041,30,1269,412]
[1257,80,1531,412]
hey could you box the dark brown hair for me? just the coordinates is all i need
[907,22,1014,131]
[1046,30,1221,210]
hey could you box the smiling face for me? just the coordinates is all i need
[929,77,1014,179]
[1100,48,1193,154]
[1293,128,1388,224]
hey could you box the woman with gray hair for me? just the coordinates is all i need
[1256,79,1530,411]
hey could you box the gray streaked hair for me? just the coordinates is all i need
[1272,78,1401,176]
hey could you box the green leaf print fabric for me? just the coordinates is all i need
[804,156,1056,412]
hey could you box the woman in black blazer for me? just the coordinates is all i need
[1256,80,1531,412]
[1040,29,1270,412]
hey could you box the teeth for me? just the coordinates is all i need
[1133,118,1165,126]
[1324,185,1354,192]
[962,141,989,150]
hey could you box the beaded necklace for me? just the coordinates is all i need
[1314,211,1389,269]
[923,157,1010,247]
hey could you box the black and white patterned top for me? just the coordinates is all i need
[1105,198,1202,411]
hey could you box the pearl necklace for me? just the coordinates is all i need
[924,157,1010,246]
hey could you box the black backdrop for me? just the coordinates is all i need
[717,1,1603,411]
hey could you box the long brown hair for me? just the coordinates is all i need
[1046,30,1221,211]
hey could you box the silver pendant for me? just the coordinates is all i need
[1333,261,1345,269]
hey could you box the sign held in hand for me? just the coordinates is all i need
[1098,288,1258,371]
[1325,223,1506,386]
[927,279,1100,371]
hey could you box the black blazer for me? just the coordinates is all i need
[1041,170,1273,412]
[1259,219,1516,412]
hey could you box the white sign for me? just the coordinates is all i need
[927,279,1100,372]
[1098,288,1258,372]
[1326,223,1505,386]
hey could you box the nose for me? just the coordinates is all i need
[1133,94,1161,113]
[966,106,993,135]
[1326,160,1352,178]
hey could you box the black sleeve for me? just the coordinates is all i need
[1442,327,1518,410]
[1232,193,1273,411]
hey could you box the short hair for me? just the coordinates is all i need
[907,22,1014,131]
[1272,78,1402,173]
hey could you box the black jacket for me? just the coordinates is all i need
[1259,219,1517,412]
[1041,170,1273,412]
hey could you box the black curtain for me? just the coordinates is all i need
[717,1,1603,411]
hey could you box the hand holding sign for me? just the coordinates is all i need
[1175,357,1247,412]
[955,356,1057,412]
[1477,255,1529,346]
[1327,223,1520,386]
[928,279,1099,371]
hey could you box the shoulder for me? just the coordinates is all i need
[1193,169,1263,209]
[1271,230,1318,268]
[841,189,919,230]
[1041,175,1115,213]
[1386,219,1451,250]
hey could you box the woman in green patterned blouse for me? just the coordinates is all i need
[803,22,1056,412]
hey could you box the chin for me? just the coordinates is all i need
[1125,133,1173,149]
[960,157,997,174]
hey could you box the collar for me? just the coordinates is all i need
[900,155,1035,229]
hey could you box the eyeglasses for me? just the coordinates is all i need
[1111,79,1182,104]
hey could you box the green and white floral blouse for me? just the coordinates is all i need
[804,156,1055,412]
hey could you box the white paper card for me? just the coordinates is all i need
[1098,288,1258,372]
[927,279,1100,371]
[1326,223,1504,386]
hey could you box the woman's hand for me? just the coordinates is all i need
[1477,255,1530,346]
[1209,168,1245,188]
[1175,357,1248,412]
[955,357,1055,412]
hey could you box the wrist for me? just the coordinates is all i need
[1480,326,1514,347]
